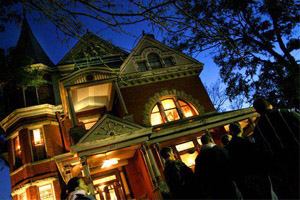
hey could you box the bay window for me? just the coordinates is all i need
[13,136,22,170]
[30,128,47,161]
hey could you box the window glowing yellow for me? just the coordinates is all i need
[150,97,199,126]
[151,112,164,126]
[161,99,176,110]
[180,151,198,167]
[176,141,195,152]
[39,184,54,200]
[178,100,197,118]
[33,129,42,146]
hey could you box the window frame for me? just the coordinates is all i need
[38,182,56,200]
[150,96,198,126]
[147,53,163,69]
[12,134,22,170]
[28,127,48,162]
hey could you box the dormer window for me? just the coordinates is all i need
[163,57,174,67]
[151,97,199,126]
[137,61,148,71]
[147,53,162,69]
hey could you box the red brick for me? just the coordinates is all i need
[121,75,215,125]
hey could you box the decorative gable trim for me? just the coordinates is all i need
[59,67,118,87]
[77,114,144,144]
[143,90,204,126]
[120,35,203,73]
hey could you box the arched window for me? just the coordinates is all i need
[147,53,162,69]
[151,97,199,126]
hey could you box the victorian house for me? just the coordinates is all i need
[0,18,258,200]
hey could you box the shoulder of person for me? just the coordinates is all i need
[75,194,91,200]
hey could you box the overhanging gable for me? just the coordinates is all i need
[78,114,144,144]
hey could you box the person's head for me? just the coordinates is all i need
[253,98,272,114]
[160,147,175,161]
[201,134,214,145]
[229,122,242,137]
[221,134,232,147]
[66,177,88,194]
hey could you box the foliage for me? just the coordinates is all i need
[0,48,47,87]
[204,79,228,112]
[164,0,299,108]
[0,0,299,108]
[205,79,248,111]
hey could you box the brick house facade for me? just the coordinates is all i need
[0,18,258,199]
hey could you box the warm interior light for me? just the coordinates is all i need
[176,141,195,152]
[161,99,176,110]
[151,105,164,126]
[39,184,53,200]
[101,159,119,168]
[93,175,117,185]
[33,129,42,146]
[180,151,198,167]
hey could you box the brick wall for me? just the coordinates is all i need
[43,124,64,157]
[121,75,215,125]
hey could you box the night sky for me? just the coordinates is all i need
[0,13,221,199]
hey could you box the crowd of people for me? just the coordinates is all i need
[61,98,299,199]
[160,98,299,199]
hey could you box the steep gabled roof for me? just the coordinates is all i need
[14,18,54,67]
[58,32,128,65]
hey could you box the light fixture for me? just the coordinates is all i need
[101,159,119,168]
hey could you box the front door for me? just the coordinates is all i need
[94,171,127,200]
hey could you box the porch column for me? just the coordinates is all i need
[66,88,78,127]
[114,81,128,115]
[145,142,169,199]
[80,156,95,196]
[141,146,156,187]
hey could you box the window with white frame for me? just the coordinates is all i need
[150,97,199,126]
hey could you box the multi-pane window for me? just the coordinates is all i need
[137,61,148,71]
[163,57,174,67]
[38,184,54,200]
[30,128,47,161]
[13,136,22,170]
[175,141,198,168]
[150,97,199,126]
[147,53,162,69]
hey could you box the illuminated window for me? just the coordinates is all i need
[33,129,43,146]
[150,97,198,126]
[180,151,198,167]
[30,128,47,161]
[13,136,22,170]
[39,184,54,200]
[176,141,195,152]
[19,192,27,200]
[147,53,162,69]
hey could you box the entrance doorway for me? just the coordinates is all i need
[93,170,128,200]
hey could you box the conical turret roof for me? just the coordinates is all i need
[14,17,54,67]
